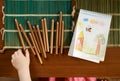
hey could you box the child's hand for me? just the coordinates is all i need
[11,49,30,72]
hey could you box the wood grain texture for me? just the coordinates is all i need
[0,0,4,49]
[0,48,120,77]
[0,0,120,78]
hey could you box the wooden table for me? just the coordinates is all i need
[0,48,120,77]
[0,0,120,78]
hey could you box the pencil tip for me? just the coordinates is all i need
[33,26,35,28]
[52,19,54,22]
[60,11,62,14]
[44,18,46,20]
[27,20,30,23]
[36,25,39,27]
[15,18,17,21]
[19,24,21,26]
[57,22,59,25]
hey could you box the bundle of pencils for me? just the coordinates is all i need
[15,18,46,64]
[14,11,65,64]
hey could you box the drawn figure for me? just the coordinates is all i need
[75,31,84,51]
[95,34,105,55]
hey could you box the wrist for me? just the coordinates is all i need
[18,67,31,81]
[18,67,30,74]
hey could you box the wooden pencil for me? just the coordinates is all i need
[29,33,43,64]
[19,24,36,55]
[33,26,41,53]
[55,22,59,54]
[36,25,47,58]
[43,18,49,52]
[60,21,64,54]
[31,26,41,54]
[32,26,41,54]
[59,11,62,47]
[41,19,47,51]
[50,19,54,54]
[14,18,26,51]
[27,21,40,54]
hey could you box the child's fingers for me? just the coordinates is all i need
[17,49,23,55]
[25,49,30,59]
[11,54,15,59]
[11,59,14,63]
[14,51,18,57]
[12,49,22,59]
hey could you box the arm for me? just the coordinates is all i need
[11,49,31,81]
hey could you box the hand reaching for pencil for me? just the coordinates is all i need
[11,49,30,71]
[11,49,32,81]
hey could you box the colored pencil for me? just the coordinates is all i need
[36,25,47,58]
[59,11,62,47]
[15,19,26,51]
[41,19,47,51]
[19,24,36,55]
[33,26,41,53]
[44,18,49,52]
[50,19,54,54]
[27,21,40,54]
[29,33,43,64]
[60,21,64,54]
[56,22,59,54]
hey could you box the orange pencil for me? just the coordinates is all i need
[29,33,43,64]
[36,25,47,58]
[60,21,64,54]
[41,19,47,51]
[31,26,41,54]
[50,19,54,54]
[19,24,36,55]
[59,11,62,47]
[14,19,25,51]
[33,26,41,53]
[43,18,49,52]
[56,22,59,54]
[27,21,40,54]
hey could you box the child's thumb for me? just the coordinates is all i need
[25,49,30,59]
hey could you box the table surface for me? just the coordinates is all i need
[0,0,120,78]
[0,48,120,77]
